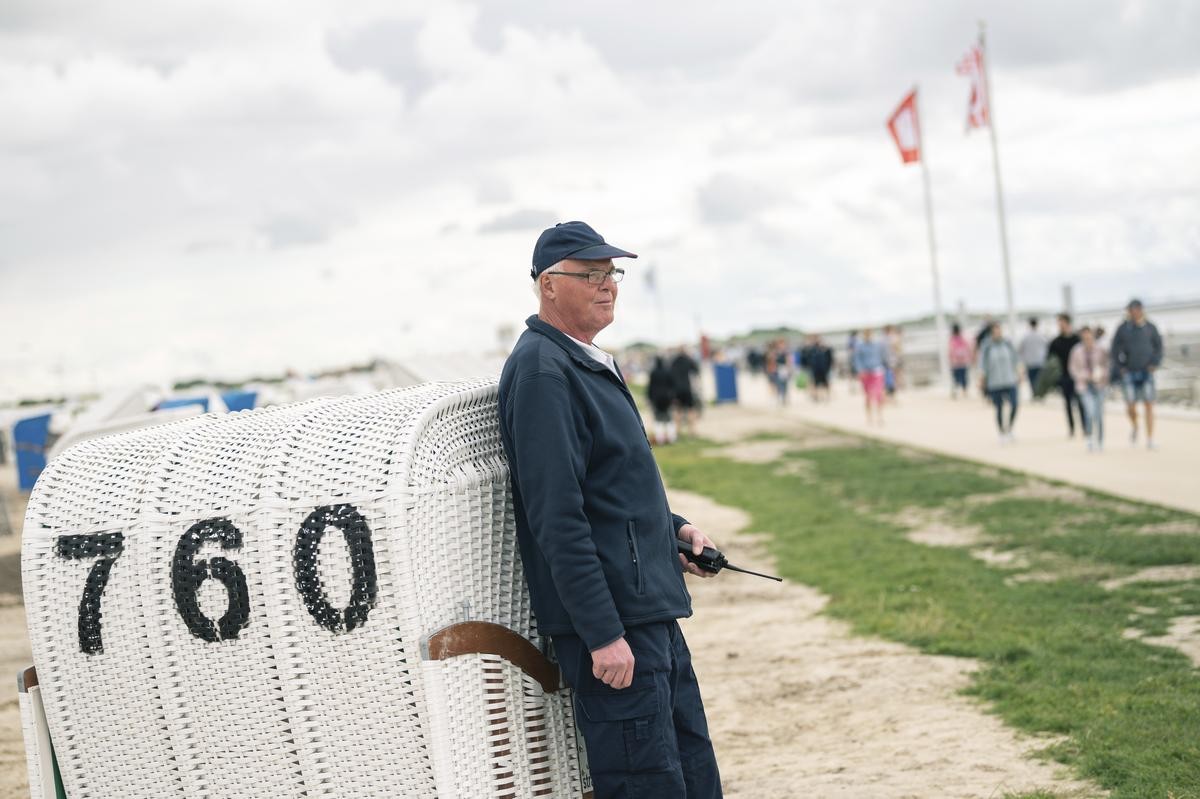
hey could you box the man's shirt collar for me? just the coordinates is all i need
[525,315,624,380]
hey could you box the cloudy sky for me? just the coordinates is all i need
[2,0,1198,399]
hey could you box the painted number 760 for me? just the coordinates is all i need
[55,503,378,654]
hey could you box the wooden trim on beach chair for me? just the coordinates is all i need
[422,621,563,694]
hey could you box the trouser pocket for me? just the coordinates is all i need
[575,682,666,776]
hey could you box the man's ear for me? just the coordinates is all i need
[540,275,554,300]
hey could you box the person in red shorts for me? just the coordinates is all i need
[851,328,888,425]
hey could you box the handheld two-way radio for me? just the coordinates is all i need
[676,539,782,582]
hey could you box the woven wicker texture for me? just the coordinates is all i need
[22,380,589,798]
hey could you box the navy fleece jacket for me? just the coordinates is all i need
[498,315,692,651]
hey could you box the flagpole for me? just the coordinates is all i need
[914,86,950,386]
[647,263,665,342]
[979,21,1017,338]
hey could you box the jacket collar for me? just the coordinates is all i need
[525,315,618,375]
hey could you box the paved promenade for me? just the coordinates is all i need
[727,374,1200,514]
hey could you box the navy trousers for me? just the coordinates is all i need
[1060,373,1086,434]
[552,621,722,799]
[989,386,1018,432]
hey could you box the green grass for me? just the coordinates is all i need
[788,442,1021,511]
[656,435,1200,799]
[967,497,1200,570]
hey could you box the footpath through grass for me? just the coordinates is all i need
[656,432,1200,799]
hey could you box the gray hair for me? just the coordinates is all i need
[530,260,565,300]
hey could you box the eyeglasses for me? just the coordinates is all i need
[543,267,625,285]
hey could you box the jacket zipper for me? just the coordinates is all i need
[609,373,652,446]
[626,520,645,595]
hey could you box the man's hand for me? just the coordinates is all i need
[591,637,635,689]
[678,523,719,579]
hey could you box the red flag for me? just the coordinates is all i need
[886,89,921,164]
[955,44,989,129]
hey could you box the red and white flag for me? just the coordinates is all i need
[955,44,989,129]
[886,89,921,164]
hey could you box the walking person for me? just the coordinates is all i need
[1111,299,1164,449]
[647,355,678,445]
[846,331,860,394]
[974,314,995,352]
[1048,313,1086,438]
[884,324,903,398]
[498,221,723,798]
[763,340,779,402]
[670,347,701,437]
[765,339,792,406]
[852,328,888,425]
[948,323,973,399]
[807,335,834,402]
[798,336,816,402]
[979,321,1022,443]
[1068,326,1110,452]
[1018,318,1048,400]
[974,315,995,405]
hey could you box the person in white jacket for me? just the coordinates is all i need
[1068,326,1110,452]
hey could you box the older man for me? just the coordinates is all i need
[497,221,723,798]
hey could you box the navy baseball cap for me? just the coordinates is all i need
[530,221,637,279]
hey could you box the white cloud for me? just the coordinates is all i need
[2,1,1198,400]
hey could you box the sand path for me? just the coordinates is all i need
[721,372,1200,514]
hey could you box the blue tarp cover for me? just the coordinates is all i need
[156,397,209,412]
[713,363,738,404]
[14,413,52,492]
[220,391,257,413]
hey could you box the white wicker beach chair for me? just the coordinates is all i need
[21,380,591,798]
